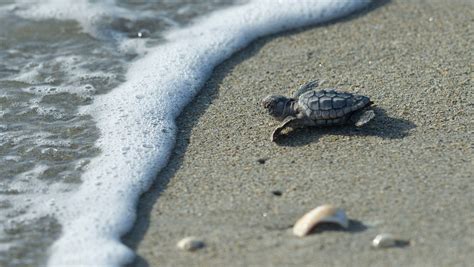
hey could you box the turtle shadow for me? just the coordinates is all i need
[275,107,416,147]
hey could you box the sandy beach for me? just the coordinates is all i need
[123,0,473,266]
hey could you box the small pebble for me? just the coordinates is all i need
[271,190,282,196]
[372,233,409,248]
[177,236,205,251]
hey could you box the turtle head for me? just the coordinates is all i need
[261,95,295,121]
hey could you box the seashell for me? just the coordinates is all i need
[177,236,205,251]
[293,204,349,237]
[372,233,408,248]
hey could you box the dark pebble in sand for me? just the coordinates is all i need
[271,190,282,196]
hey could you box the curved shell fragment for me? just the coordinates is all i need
[293,204,349,237]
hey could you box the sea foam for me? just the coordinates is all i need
[16,0,371,266]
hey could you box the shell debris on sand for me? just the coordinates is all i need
[372,233,409,248]
[177,236,205,251]
[293,204,349,237]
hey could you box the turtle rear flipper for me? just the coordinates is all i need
[351,109,375,127]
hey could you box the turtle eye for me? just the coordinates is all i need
[262,96,274,109]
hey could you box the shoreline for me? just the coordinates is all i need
[124,0,473,266]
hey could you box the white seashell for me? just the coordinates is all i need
[177,236,205,251]
[293,204,349,237]
[372,233,399,248]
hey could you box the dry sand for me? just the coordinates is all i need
[124,0,473,266]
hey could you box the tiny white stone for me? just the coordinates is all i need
[177,236,205,251]
[372,233,397,248]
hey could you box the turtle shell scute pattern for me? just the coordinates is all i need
[298,89,371,120]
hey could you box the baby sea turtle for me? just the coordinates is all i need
[262,80,375,141]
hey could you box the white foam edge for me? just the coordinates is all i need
[45,0,371,266]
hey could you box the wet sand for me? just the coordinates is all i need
[124,0,474,266]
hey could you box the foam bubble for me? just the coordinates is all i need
[18,0,372,266]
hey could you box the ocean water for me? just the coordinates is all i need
[0,0,370,266]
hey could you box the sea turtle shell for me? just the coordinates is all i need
[297,89,371,125]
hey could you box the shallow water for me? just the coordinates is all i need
[0,1,236,266]
[0,0,370,266]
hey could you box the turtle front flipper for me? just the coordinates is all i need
[293,80,321,98]
[350,109,375,127]
[271,116,302,141]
